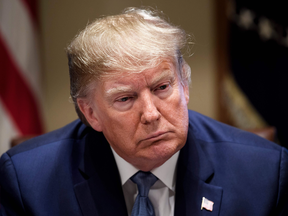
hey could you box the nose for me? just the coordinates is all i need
[140,92,161,124]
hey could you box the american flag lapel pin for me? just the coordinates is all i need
[201,197,214,211]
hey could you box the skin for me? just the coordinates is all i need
[78,60,190,171]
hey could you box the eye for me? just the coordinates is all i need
[155,83,170,92]
[153,82,172,99]
[158,85,168,90]
[114,95,135,111]
[116,97,131,102]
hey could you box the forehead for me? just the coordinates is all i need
[100,61,178,90]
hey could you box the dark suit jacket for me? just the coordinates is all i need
[1,110,288,216]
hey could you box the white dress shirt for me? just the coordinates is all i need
[111,148,179,216]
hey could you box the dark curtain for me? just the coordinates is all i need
[229,0,288,147]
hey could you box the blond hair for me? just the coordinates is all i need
[66,7,193,125]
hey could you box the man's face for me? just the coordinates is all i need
[80,60,189,171]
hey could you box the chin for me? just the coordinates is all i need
[153,139,183,155]
[139,140,183,170]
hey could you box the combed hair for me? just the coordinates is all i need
[66,7,193,125]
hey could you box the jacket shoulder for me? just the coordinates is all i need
[0,119,88,215]
[188,110,281,151]
[4,119,91,158]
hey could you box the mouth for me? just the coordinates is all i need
[142,131,169,142]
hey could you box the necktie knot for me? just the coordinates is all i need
[130,171,158,216]
[131,171,158,197]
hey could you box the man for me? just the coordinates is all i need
[0,7,287,216]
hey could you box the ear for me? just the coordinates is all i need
[180,62,190,105]
[77,98,103,132]
[182,82,190,105]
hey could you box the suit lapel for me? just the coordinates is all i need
[73,129,128,216]
[175,124,223,216]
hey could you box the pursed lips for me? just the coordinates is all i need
[142,131,169,142]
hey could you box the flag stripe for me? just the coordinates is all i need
[0,0,42,102]
[20,0,39,26]
[0,33,43,134]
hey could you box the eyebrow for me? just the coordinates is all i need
[105,68,175,96]
[150,69,175,86]
[105,86,133,96]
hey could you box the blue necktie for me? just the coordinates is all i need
[130,171,158,216]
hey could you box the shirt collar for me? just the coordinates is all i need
[111,147,179,191]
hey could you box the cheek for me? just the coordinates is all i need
[164,90,189,128]
[165,87,188,112]
[101,113,138,142]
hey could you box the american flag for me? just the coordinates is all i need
[0,0,43,155]
[201,197,214,211]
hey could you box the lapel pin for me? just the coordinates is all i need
[201,197,214,212]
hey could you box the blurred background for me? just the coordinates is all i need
[1,0,287,155]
